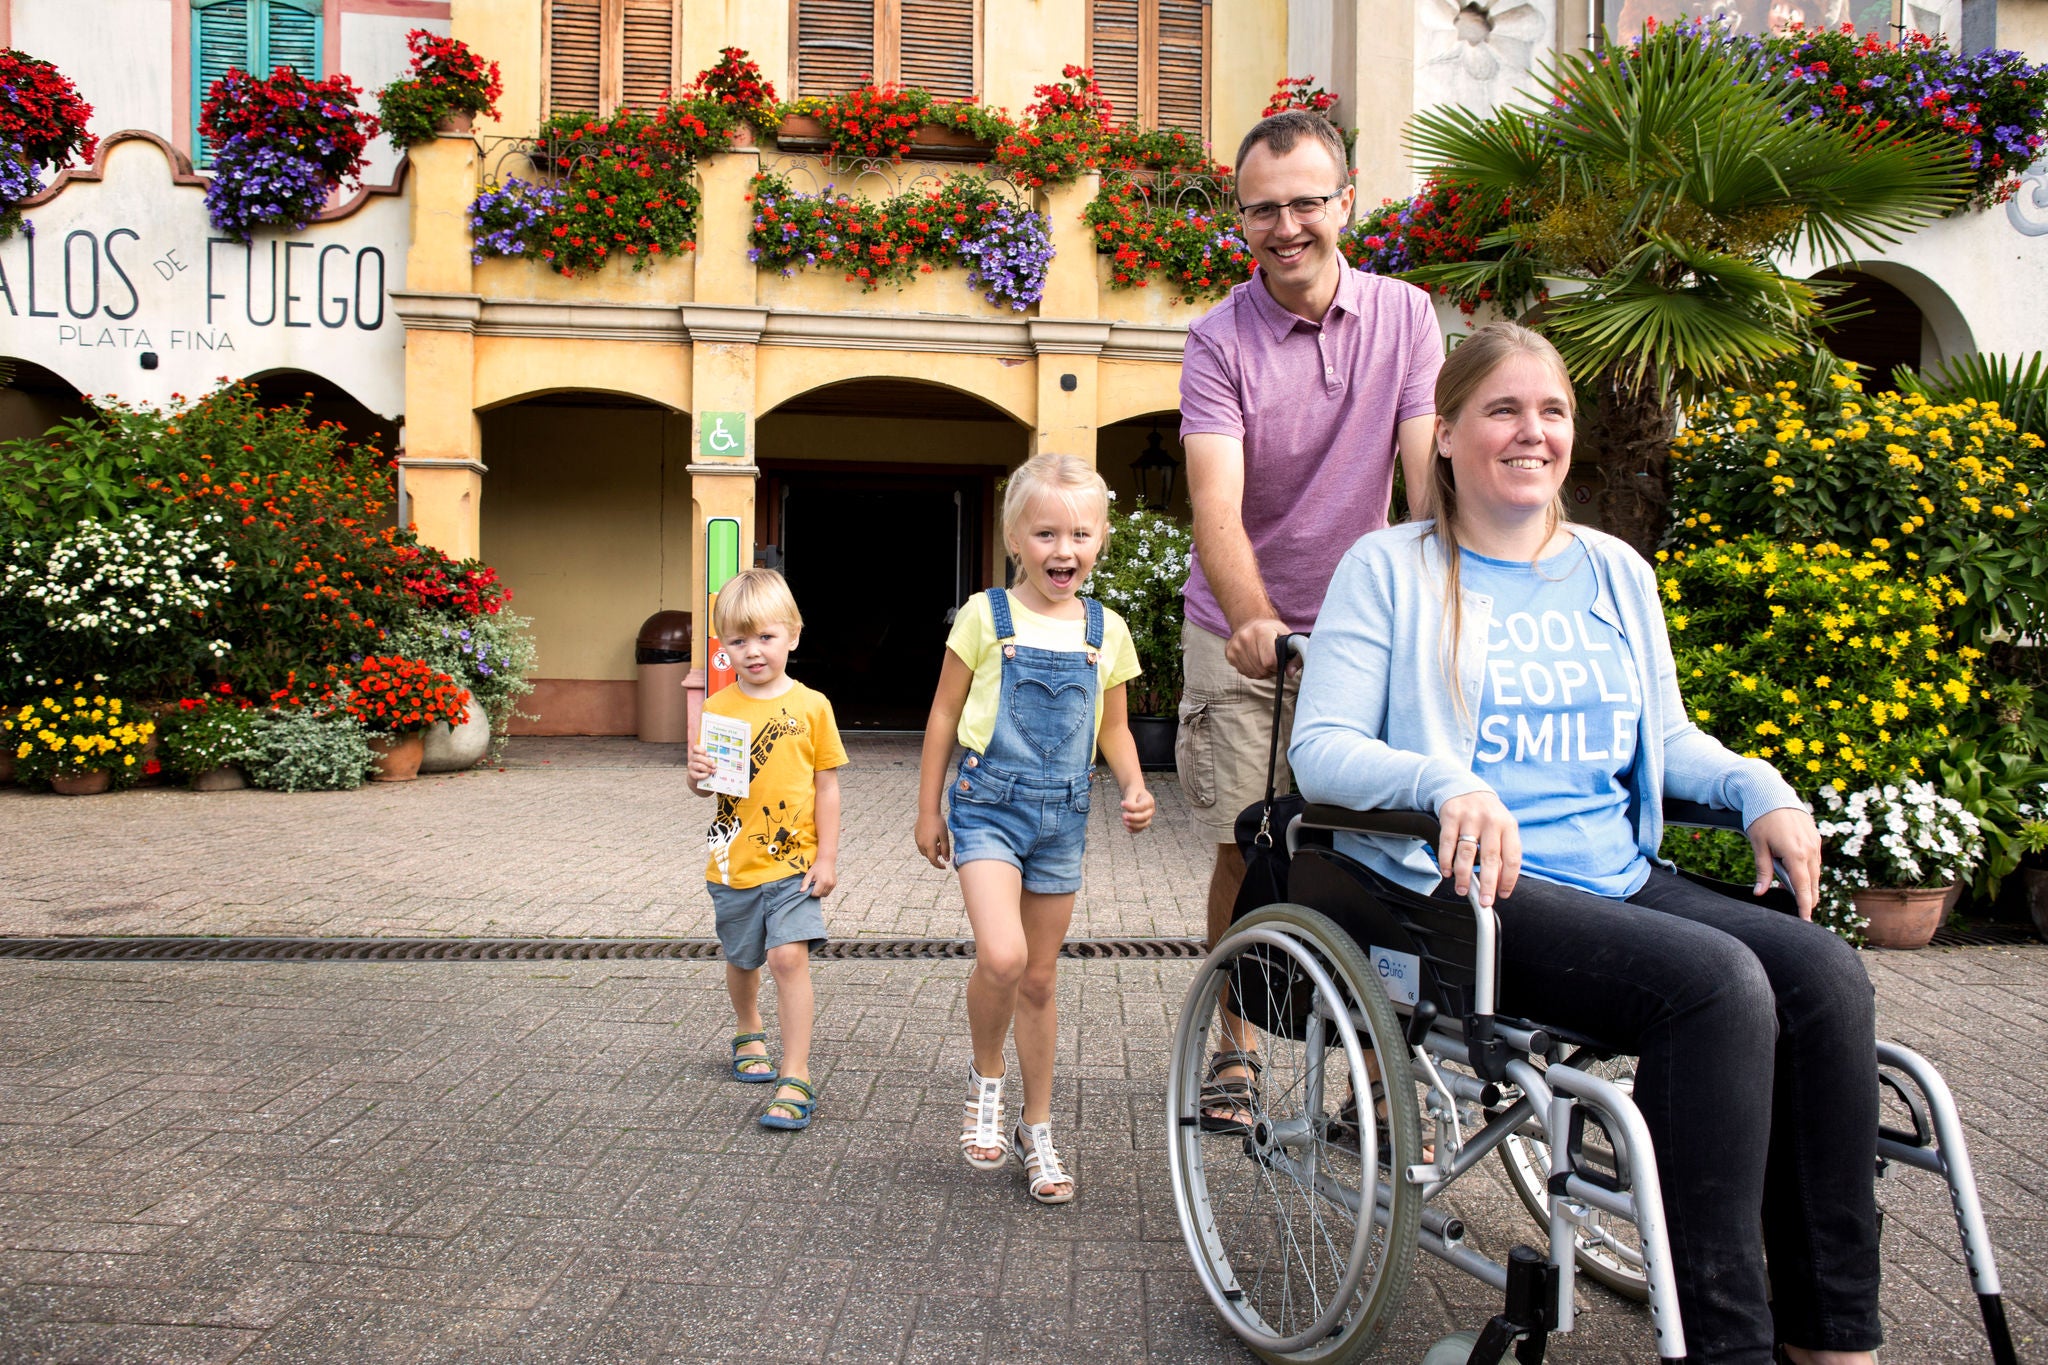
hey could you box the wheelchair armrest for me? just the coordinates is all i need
[1665,799,1742,832]
[1300,803,1442,844]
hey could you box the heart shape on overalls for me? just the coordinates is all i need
[1011,677,1091,758]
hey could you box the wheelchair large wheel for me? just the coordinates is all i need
[1167,904,1423,1364]
[1499,1054,1650,1302]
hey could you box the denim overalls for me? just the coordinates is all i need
[946,588,1103,895]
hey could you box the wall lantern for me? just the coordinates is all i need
[1133,419,1182,511]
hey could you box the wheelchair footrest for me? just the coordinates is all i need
[1462,1246,1558,1365]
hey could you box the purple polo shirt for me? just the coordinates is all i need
[1178,265,1442,638]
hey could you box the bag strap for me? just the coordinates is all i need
[1252,633,1299,847]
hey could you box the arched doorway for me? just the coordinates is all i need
[1814,268,1930,382]
[0,358,92,443]
[1099,411,1191,518]
[246,370,399,456]
[758,378,1029,728]
[479,389,688,735]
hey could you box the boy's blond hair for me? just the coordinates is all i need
[1001,453,1111,565]
[712,567,804,641]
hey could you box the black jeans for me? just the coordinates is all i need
[1443,867,1881,1364]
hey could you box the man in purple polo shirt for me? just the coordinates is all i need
[1177,110,1442,1120]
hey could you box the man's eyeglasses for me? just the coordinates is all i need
[1237,193,1344,230]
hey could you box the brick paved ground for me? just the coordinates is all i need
[0,948,2041,1364]
[0,737,1214,942]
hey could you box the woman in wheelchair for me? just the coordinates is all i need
[1289,322,1878,1365]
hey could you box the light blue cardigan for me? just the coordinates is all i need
[1289,521,1805,894]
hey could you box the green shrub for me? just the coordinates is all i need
[243,708,373,792]
[1087,504,1192,717]
[156,696,262,778]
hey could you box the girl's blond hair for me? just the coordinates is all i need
[1429,322,1575,697]
[1000,452,1111,567]
[712,567,804,641]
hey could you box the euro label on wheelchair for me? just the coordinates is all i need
[1164,635,2018,1365]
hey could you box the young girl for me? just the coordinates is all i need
[915,453,1156,1205]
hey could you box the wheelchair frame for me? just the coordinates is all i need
[1167,742,2017,1365]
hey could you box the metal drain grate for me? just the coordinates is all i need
[1927,922,2043,948]
[0,935,1209,963]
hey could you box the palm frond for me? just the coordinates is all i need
[1895,352,2048,436]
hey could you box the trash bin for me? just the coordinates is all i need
[636,610,693,743]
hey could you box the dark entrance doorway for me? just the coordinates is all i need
[764,464,995,729]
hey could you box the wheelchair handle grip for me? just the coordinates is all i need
[1274,631,1309,674]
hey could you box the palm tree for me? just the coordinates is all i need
[1403,25,1971,552]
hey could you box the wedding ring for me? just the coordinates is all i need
[1456,834,1479,845]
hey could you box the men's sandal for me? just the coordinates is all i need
[961,1065,1010,1169]
[759,1076,817,1131]
[1012,1119,1075,1205]
[731,1032,776,1083]
[1199,1050,1263,1132]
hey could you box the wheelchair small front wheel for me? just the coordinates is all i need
[1167,904,1423,1364]
[1499,1054,1650,1302]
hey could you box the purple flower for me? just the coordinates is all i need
[204,134,332,241]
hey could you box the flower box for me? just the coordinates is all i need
[773,113,993,163]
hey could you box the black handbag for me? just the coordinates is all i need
[1231,633,1305,925]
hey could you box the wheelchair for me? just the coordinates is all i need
[1165,653,2018,1365]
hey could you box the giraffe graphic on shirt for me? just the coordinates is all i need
[706,710,808,884]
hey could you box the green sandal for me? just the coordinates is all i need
[759,1076,817,1131]
[731,1032,776,1083]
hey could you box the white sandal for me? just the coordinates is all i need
[960,1066,1010,1169]
[1012,1118,1075,1205]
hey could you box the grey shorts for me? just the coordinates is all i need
[1176,622,1300,847]
[707,873,826,970]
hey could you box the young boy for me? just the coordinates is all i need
[685,568,847,1131]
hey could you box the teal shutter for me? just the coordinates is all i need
[193,0,323,168]
[260,0,323,75]
[193,0,254,167]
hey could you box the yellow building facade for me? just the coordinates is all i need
[399,0,1306,734]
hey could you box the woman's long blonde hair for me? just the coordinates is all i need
[1428,321,1575,698]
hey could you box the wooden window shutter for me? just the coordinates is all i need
[619,0,681,110]
[1154,0,1206,134]
[898,0,977,100]
[794,0,876,97]
[1086,0,1141,129]
[261,0,322,75]
[193,0,251,166]
[546,0,603,115]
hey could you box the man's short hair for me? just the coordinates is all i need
[1233,109,1350,186]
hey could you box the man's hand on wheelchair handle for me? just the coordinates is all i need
[1225,616,1293,679]
[1436,790,1522,908]
[1746,806,1823,919]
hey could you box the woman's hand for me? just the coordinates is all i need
[915,810,952,870]
[1436,790,1522,908]
[1746,806,1823,920]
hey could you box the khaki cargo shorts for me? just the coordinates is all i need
[1175,622,1300,847]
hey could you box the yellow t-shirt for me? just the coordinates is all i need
[702,680,849,888]
[946,591,1142,757]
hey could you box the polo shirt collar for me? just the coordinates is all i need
[1249,263,1359,339]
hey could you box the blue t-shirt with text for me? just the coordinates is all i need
[1462,539,1651,897]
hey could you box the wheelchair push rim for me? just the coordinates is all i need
[1166,905,1422,1362]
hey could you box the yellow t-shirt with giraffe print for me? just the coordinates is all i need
[702,680,848,889]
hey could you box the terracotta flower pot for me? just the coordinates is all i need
[367,731,426,783]
[776,112,827,143]
[50,769,112,796]
[435,109,475,135]
[1853,885,1954,949]
[190,765,248,792]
